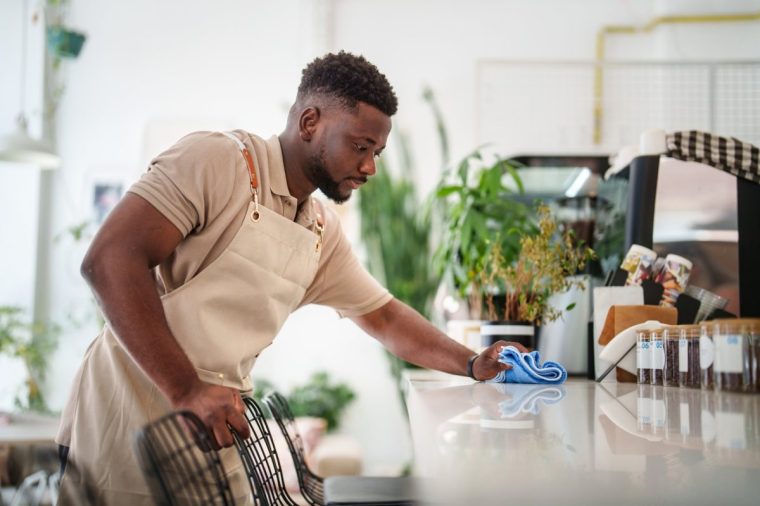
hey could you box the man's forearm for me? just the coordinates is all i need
[352,298,475,376]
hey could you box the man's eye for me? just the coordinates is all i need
[353,143,368,152]
[373,152,382,159]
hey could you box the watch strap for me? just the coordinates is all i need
[466,354,479,380]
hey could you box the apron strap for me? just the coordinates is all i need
[221,131,261,221]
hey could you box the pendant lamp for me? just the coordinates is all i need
[0,0,61,170]
[0,115,61,169]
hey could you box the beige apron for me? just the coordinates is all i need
[58,132,323,505]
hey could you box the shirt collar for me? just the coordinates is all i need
[265,135,292,198]
[265,135,316,226]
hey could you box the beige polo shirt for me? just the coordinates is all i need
[128,130,392,317]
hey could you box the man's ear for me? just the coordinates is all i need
[299,106,321,142]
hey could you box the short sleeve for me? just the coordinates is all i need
[128,131,242,237]
[300,206,393,317]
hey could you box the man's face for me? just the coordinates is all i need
[305,102,392,204]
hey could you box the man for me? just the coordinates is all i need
[57,51,524,505]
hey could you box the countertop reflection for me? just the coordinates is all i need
[404,374,760,506]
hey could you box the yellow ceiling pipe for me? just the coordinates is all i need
[593,11,760,145]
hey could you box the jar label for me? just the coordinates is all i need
[652,340,665,370]
[637,341,651,368]
[679,338,688,372]
[700,336,714,369]
[715,334,743,374]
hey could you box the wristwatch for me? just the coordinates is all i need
[466,354,479,381]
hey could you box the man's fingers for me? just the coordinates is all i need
[228,410,250,440]
[503,340,529,353]
[212,422,234,448]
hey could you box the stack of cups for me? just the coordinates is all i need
[685,285,729,323]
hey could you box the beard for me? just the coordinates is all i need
[304,151,351,204]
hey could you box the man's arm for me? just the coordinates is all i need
[351,298,526,381]
[80,192,249,446]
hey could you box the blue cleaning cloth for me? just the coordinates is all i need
[487,346,567,384]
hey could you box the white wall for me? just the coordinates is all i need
[331,0,760,196]
[2,0,759,475]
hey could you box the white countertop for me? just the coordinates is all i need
[405,375,760,506]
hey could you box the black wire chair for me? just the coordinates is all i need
[264,392,325,505]
[264,392,418,506]
[232,397,301,506]
[134,410,238,506]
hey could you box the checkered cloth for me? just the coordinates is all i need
[666,130,760,184]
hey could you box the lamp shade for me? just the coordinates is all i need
[0,117,61,170]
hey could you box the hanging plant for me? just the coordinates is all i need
[46,25,86,59]
[44,0,87,60]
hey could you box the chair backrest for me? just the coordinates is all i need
[134,410,237,506]
[263,392,324,505]
[232,397,299,506]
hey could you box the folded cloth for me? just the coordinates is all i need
[487,346,567,384]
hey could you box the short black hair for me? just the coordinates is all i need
[297,51,398,116]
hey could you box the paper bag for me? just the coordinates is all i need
[598,305,677,382]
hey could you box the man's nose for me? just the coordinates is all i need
[359,156,376,176]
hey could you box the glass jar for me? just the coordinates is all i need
[713,319,753,393]
[700,322,716,390]
[636,330,652,384]
[663,326,680,387]
[678,325,701,389]
[650,328,665,386]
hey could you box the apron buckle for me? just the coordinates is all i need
[251,191,261,223]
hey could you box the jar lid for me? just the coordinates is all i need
[713,318,760,332]
[677,324,701,337]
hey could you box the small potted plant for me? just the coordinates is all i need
[431,150,534,319]
[479,204,595,350]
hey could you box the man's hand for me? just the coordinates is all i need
[171,381,250,449]
[471,340,529,381]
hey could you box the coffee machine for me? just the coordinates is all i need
[621,129,760,317]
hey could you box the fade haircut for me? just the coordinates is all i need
[297,51,398,116]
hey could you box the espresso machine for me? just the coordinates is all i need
[621,129,760,318]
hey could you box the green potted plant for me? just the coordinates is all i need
[0,306,59,413]
[479,204,595,349]
[430,150,534,319]
[249,373,355,432]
